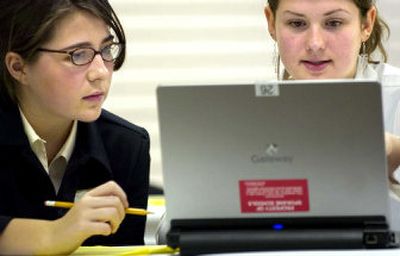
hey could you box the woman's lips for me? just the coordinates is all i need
[83,92,104,102]
[302,60,331,72]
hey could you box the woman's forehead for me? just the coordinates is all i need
[276,0,358,12]
[45,10,109,48]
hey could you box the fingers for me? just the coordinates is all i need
[89,222,114,236]
[60,181,130,239]
[385,132,394,155]
[385,133,400,183]
[82,181,129,233]
[86,181,129,208]
[79,195,126,221]
[87,207,122,234]
[78,196,126,234]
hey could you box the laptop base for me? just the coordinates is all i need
[167,217,398,255]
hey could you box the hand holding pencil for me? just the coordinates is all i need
[24,181,139,255]
[54,181,132,236]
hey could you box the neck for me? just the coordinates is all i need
[42,122,73,163]
[19,105,74,163]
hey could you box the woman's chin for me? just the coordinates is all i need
[78,110,102,123]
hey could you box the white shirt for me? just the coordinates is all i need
[19,109,77,193]
[355,59,400,230]
[355,60,400,185]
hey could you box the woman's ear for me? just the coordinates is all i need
[362,6,377,42]
[264,6,277,41]
[5,52,27,84]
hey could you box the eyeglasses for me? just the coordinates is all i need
[37,43,123,66]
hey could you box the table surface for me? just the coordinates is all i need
[71,245,400,256]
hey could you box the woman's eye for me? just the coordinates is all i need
[73,50,89,59]
[102,46,113,56]
[325,20,343,28]
[288,20,307,29]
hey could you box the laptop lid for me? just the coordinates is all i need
[156,80,390,222]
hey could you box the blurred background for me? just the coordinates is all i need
[106,0,400,191]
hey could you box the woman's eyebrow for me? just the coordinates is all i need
[324,8,351,16]
[102,34,115,43]
[282,8,351,17]
[282,10,306,17]
[60,35,115,51]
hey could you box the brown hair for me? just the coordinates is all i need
[267,0,390,63]
[0,0,126,103]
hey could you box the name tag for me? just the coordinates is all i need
[74,189,91,202]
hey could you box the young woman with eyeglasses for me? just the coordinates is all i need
[0,0,150,254]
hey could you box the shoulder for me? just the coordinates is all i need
[95,109,149,142]
[373,63,400,86]
[379,63,400,75]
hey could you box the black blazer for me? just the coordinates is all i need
[0,103,150,245]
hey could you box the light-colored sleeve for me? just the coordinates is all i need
[389,171,400,232]
[389,187,400,232]
[380,65,400,233]
[390,183,400,199]
[390,166,400,196]
[380,64,400,137]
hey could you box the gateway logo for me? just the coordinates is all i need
[251,143,294,164]
[265,143,278,155]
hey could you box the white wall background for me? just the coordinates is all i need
[106,0,400,189]
[378,0,400,66]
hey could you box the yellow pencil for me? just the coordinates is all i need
[44,200,153,216]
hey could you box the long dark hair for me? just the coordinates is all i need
[0,0,126,103]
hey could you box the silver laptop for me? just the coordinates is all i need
[156,80,397,253]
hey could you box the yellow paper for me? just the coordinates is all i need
[148,195,166,207]
[71,245,178,255]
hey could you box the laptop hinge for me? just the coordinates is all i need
[363,221,397,248]
[167,217,398,255]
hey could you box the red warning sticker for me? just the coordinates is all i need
[239,179,309,213]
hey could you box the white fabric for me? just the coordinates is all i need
[355,59,400,185]
[354,59,400,231]
[19,109,77,193]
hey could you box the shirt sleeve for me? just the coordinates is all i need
[390,183,400,200]
[389,185,400,232]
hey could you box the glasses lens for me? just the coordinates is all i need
[101,44,121,62]
[71,48,94,65]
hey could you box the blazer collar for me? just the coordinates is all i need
[72,118,113,177]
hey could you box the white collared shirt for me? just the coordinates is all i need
[353,59,400,231]
[19,108,77,193]
[354,59,400,187]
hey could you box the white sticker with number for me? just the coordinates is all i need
[255,82,280,97]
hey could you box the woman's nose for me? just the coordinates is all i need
[87,54,111,82]
[306,25,326,52]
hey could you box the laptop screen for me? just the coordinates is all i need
[157,80,389,221]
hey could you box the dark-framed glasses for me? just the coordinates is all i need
[37,43,123,66]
